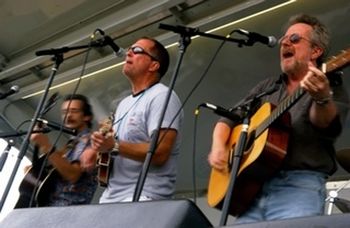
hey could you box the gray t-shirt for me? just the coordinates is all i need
[100,83,183,203]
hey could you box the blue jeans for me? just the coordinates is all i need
[235,170,327,224]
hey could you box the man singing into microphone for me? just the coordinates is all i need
[208,14,349,223]
[91,37,184,203]
[19,94,97,207]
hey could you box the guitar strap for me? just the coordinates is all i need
[65,138,77,151]
[64,134,90,159]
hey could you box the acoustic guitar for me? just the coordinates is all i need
[97,116,114,187]
[207,48,350,216]
[16,136,86,208]
[15,149,58,208]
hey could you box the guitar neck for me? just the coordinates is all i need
[256,47,350,138]
[256,87,305,137]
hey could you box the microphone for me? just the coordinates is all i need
[102,35,126,57]
[0,85,19,99]
[237,29,277,48]
[36,118,77,136]
[94,28,125,57]
[200,103,243,122]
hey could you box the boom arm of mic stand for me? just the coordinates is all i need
[35,39,109,56]
[132,32,191,202]
[159,23,248,47]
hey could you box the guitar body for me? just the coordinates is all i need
[35,168,58,206]
[15,155,55,208]
[207,103,290,216]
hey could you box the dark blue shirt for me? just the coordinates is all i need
[48,128,97,206]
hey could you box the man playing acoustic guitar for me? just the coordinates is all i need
[22,94,97,207]
[208,14,349,223]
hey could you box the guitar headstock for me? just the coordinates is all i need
[325,48,350,74]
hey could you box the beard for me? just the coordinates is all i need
[281,58,308,76]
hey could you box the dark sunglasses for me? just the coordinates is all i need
[278,33,313,45]
[128,46,158,61]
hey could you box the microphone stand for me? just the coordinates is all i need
[0,35,112,210]
[0,54,63,212]
[132,30,192,202]
[219,85,280,226]
[219,104,252,226]
[132,23,259,201]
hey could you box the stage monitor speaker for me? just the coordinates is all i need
[0,199,212,228]
[224,213,350,228]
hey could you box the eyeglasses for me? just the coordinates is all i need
[278,33,314,45]
[127,46,158,61]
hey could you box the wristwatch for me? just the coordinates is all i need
[111,140,119,155]
[314,90,333,106]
